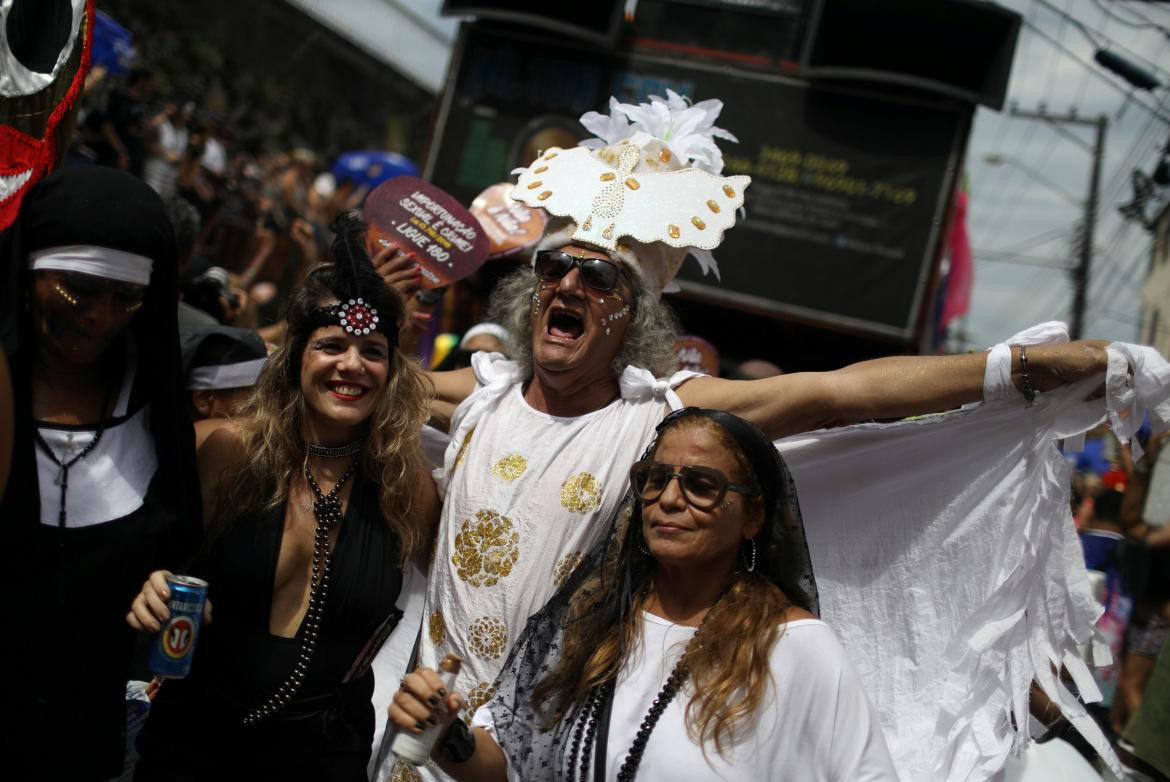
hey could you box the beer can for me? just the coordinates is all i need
[148,575,208,679]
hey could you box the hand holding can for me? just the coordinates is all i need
[127,572,210,680]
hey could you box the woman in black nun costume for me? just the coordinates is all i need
[0,166,201,780]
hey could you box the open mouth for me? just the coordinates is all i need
[326,381,369,401]
[547,309,584,341]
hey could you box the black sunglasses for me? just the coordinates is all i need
[629,460,760,511]
[533,250,629,293]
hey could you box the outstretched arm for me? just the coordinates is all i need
[677,341,1109,441]
[424,367,477,433]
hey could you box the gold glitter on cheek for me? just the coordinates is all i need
[428,611,446,645]
[468,616,508,659]
[492,453,528,482]
[553,551,584,588]
[451,509,521,587]
[560,473,602,513]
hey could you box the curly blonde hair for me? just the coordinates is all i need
[213,263,433,562]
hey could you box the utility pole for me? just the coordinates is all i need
[1006,107,1108,339]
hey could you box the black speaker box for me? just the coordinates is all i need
[800,0,1020,109]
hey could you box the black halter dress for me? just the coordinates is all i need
[134,470,403,781]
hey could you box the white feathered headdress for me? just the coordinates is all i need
[510,91,751,295]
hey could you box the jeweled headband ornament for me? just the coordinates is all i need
[308,212,398,345]
[509,90,751,294]
[336,297,380,335]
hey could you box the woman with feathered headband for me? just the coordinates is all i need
[370,91,1147,782]
[127,213,440,780]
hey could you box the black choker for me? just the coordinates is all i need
[304,439,363,458]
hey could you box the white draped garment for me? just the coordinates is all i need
[372,326,1170,782]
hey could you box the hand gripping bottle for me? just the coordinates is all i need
[391,653,463,765]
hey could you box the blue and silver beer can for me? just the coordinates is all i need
[148,574,208,679]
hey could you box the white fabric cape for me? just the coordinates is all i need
[777,325,1170,781]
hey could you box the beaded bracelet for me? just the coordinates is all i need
[1019,345,1037,407]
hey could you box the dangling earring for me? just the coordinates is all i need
[742,537,757,572]
[125,301,143,314]
[637,528,651,556]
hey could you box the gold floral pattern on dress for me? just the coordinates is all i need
[391,759,422,782]
[428,611,446,645]
[468,616,508,660]
[463,681,497,724]
[452,509,521,587]
[491,453,528,482]
[560,472,602,513]
[454,426,475,469]
[552,550,585,588]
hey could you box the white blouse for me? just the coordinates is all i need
[474,615,899,782]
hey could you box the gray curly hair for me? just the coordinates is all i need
[487,265,681,379]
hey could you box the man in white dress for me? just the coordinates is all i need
[374,93,1114,782]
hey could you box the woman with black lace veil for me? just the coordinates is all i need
[391,407,898,781]
[126,213,440,780]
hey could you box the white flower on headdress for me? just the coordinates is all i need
[579,97,635,150]
[578,89,737,175]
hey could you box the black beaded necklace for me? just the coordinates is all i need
[33,377,116,529]
[574,590,725,781]
[242,455,357,726]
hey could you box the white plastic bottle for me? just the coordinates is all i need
[391,653,463,765]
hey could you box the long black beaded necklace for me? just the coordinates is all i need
[33,377,115,529]
[575,588,726,781]
[242,455,358,726]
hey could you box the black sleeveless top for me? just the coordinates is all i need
[136,470,404,781]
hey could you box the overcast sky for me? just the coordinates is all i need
[961,0,1169,349]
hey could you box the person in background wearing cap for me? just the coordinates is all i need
[0,166,201,780]
[431,322,510,373]
[181,325,268,447]
[374,93,1114,781]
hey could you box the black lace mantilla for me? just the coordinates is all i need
[484,429,818,780]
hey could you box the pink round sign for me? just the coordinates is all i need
[470,183,548,259]
[364,176,490,288]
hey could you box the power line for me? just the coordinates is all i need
[986,224,1076,254]
[1022,15,1170,125]
[1034,0,1170,83]
[973,250,1076,268]
[1089,0,1170,34]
